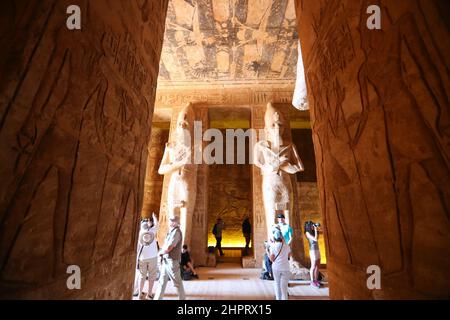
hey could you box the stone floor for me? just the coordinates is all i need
[134,262,329,300]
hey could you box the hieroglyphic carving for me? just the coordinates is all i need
[101,30,149,94]
[0,0,169,299]
[207,128,251,247]
[296,0,450,299]
[156,88,295,108]
[142,128,169,218]
[159,0,298,86]
[191,105,209,265]
[251,105,266,264]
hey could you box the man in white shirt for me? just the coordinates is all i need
[136,213,159,300]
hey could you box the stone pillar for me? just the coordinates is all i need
[191,105,209,266]
[142,128,169,219]
[251,104,306,267]
[0,0,168,299]
[297,182,326,263]
[251,105,267,267]
[295,0,450,299]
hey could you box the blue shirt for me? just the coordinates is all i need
[278,223,293,244]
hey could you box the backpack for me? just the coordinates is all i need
[212,224,217,236]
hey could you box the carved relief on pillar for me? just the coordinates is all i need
[190,105,209,266]
[296,0,450,298]
[0,0,169,299]
[251,105,267,265]
[142,128,169,219]
[155,88,295,108]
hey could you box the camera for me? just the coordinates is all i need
[304,220,321,233]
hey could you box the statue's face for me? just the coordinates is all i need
[266,111,284,141]
[176,115,189,137]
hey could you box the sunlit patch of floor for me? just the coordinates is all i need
[133,262,329,300]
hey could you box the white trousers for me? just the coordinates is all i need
[273,270,291,300]
[154,258,186,300]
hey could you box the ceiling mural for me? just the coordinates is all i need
[158,0,299,88]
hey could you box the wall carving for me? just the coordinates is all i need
[296,0,450,299]
[158,0,298,87]
[142,128,169,218]
[155,87,295,108]
[207,134,252,248]
[0,0,168,299]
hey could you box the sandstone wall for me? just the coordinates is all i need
[142,128,169,219]
[0,0,168,299]
[297,182,326,264]
[295,0,450,299]
[208,157,252,248]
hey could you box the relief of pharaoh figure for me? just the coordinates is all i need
[253,102,304,239]
[158,103,197,247]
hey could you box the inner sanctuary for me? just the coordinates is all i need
[0,0,448,300]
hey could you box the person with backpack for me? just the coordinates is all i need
[136,213,159,300]
[154,215,185,300]
[269,225,291,300]
[212,218,225,256]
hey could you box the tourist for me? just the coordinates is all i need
[261,241,274,280]
[133,218,148,297]
[305,221,321,288]
[212,218,225,256]
[136,213,159,300]
[181,245,199,279]
[269,227,291,300]
[154,216,185,300]
[277,213,293,246]
[242,217,251,255]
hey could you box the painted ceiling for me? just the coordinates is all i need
[157,0,299,88]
